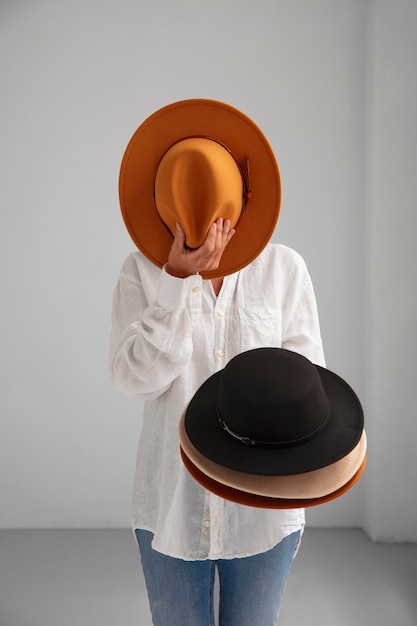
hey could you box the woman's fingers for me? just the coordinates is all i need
[166,218,235,277]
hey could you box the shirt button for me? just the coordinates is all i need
[217,350,224,357]
[218,310,225,317]
[192,286,200,293]
[203,520,210,528]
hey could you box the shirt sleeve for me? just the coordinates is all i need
[109,254,203,400]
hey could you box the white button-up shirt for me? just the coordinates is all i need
[109,243,325,560]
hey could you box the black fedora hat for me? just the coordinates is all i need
[180,348,366,505]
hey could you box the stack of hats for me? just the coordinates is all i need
[179,348,366,508]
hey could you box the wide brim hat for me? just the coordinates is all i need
[179,348,366,508]
[180,424,367,509]
[119,99,281,279]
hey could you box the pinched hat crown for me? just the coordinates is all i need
[154,138,244,249]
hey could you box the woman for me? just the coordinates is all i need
[109,99,325,625]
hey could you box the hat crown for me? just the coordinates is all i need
[217,348,330,447]
[154,137,243,249]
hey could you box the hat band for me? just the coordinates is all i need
[217,408,331,449]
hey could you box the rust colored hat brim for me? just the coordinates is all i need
[119,99,281,279]
[179,415,367,508]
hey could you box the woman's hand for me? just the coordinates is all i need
[166,218,235,278]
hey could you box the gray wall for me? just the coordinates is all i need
[1,0,416,541]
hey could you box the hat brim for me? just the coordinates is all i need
[179,416,367,505]
[183,363,364,475]
[119,99,281,279]
[180,446,367,509]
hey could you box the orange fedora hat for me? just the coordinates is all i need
[119,99,281,279]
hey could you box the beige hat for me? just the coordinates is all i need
[180,419,367,508]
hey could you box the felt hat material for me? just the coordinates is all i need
[119,99,281,278]
[180,348,366,508]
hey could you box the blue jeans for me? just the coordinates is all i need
[135,529,301,626]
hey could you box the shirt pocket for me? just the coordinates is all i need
[235,306,283,352]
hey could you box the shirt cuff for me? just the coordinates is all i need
[156,265,203,310]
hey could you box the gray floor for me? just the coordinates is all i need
[0,528,416,626]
